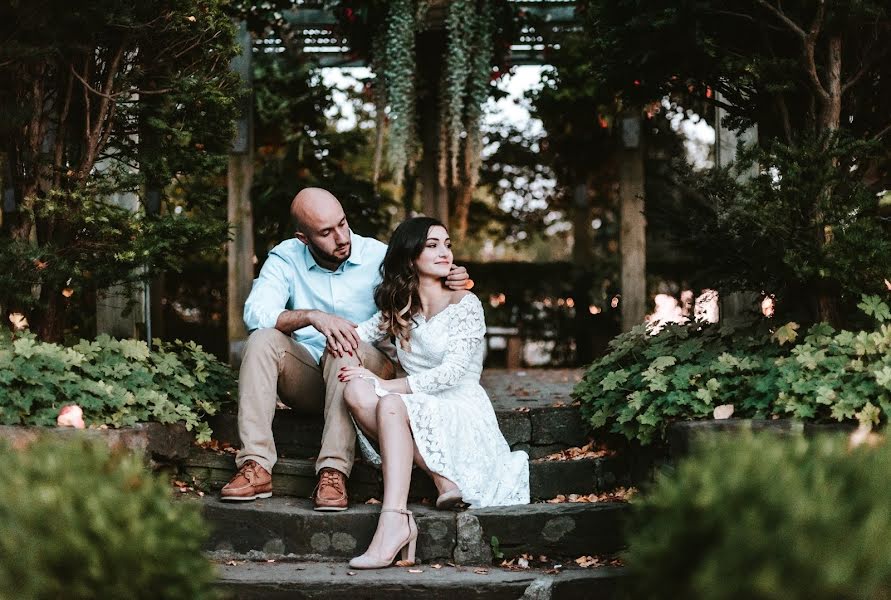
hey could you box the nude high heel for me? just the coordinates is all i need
[348,508,418,569]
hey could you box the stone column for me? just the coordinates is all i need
[619,115,646,332]
[227,21,255,367]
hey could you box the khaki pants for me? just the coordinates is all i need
[235,328,396,476]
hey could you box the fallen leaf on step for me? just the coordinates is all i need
[431,564,442,569]
[365,498,381,504]
[713,404,735,420]
[514,407,530,413]
[517,557,529,569]
[226,560,239,566]
[266,559,275,563]
[537,441,612,462]
[544,487,636,504]
[408,569,423,574]
[575,556,600,568]
[552,402,566,408]
[474,568,489,575]
[347,571,356,576]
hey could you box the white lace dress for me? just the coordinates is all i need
[354,293,529,508]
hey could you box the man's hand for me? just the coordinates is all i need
[444,264,471,291]
[309,310,360,357]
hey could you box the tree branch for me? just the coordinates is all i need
[69,63,119,99]
[53,68,75,188]
[873,122,891,141]
[755,0,806,38]
[81,42,126,175]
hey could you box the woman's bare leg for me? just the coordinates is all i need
[343,379,380,439]
[358,394,415,560]
[344,381,458,498]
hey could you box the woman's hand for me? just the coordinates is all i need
[338,365,377,384]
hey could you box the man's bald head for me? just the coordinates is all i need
[291,187,343,233]
[290,187,352,270]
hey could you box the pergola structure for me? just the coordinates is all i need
[270,1,580,66]
[225,1,649,365]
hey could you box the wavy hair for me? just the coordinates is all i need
[374,216,446,349]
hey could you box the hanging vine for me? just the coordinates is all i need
[336,0,500,220]
[378,0,422,186]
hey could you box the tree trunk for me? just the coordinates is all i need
[813,36,843,326]
[227,21,254,368]
[619,115,647,332]
[417,30,450,225]
[571,181,595,364]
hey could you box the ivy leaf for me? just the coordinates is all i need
[858,295,891,323]
[874,366,891,391]
[601,369,629,392]
[772,322,800,346]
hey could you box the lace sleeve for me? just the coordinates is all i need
[407,295,486,394]
[356,311,386,344]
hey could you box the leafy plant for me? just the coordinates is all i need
[574,296,891,444]
[624,433,891,599]
[0,331,234,442]
[0,437,214,599]
[0,0,240,340]
[490,535,504,560]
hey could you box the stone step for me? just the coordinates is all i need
[214,560,625,600]
[208,405,586,461]
[208,369,589,460]
[198,496,628,564]
[182,449,628,502]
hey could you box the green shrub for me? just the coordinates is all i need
[0,332,235,442]
[0,438,214,599]
[574,296,891,445]
[624,433,891,599]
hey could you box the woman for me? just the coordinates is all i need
[338,217,529,570]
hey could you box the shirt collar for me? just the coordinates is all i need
[302,231,363,272]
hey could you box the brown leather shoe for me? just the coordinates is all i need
[313,467,348,511]
[220,460,272,502]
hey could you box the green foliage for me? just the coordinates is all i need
[574,296,891,444]
[625,433,891,599]
[0,438,214,599]
[656,134,891,324]
[575,318,783,444]
[335,0,498,186]
[0,331,234,442]
[490,535,504,560]
[0,0,240,339]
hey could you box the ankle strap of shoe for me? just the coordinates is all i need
[381,508,412,516]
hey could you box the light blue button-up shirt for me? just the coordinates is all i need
[243,231,387,363]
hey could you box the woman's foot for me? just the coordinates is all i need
[349,508,418,569]
[435,488,464,510]
[432,475,463,509]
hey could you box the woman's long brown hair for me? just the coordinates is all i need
[374,216,446,349]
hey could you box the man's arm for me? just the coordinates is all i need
[243,254,292,332]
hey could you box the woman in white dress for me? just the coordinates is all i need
[338,217,529,570]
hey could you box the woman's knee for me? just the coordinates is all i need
[344,379,374,413]
[376,394,405,418]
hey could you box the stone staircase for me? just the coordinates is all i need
[181,369,632,599]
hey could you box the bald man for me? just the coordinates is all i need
[221,188,469,510]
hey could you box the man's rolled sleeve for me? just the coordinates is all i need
[243,254,291,332]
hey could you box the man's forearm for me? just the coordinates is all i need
[275,309,316,335]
